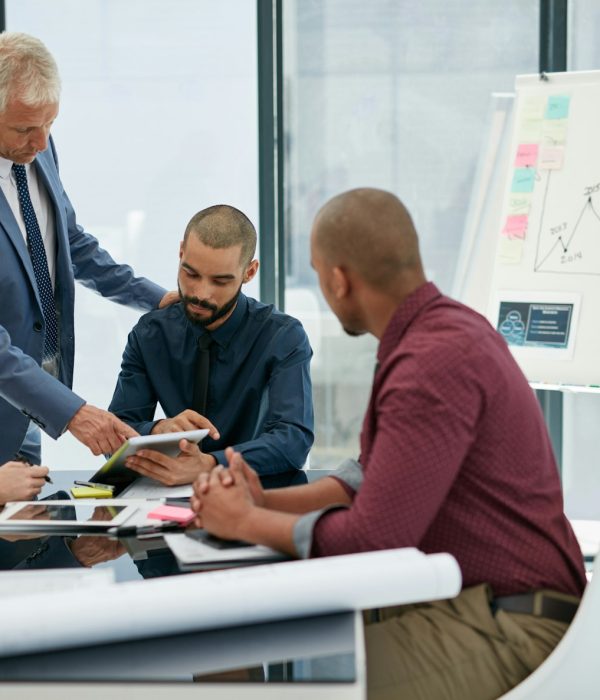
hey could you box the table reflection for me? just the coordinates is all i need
[0,487,178,577]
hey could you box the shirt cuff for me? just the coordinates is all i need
[330,458,363,492]
[293,504,349,559]
[210,450,226,466]
[138,420,161,436]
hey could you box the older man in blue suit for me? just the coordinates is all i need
[0,32,176,465]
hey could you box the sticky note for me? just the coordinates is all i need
[502,215,528,239]
[515,144,538,168]
[521,96,546,121]
[511,168,536,193]
[71,486,114,499]
[542,118,568,145]
[538,146,565,170]
[498,238,524,265]
[545,95,570,120]
[518,120,543,143]
[507,194,532,216]
[148,505,196,525]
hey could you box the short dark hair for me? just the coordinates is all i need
[183,205,257,266]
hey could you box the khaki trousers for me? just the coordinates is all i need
[364,584,569,700]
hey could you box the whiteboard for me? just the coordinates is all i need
[485,70,600,386]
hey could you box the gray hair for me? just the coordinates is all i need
[0,32,61,112]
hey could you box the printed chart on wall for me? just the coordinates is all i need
[487,70,600,386]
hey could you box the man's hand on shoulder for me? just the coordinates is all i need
[68,404,138,455]
[158,290,179,308]
[125,439,216,486]
[151,409,220,440]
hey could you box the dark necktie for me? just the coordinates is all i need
[12,163,58,361]
[192,334,213,415]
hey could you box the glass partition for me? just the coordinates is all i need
[282,0,539,467]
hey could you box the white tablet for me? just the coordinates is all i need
[0,500,137,536]
[90,429,209,493]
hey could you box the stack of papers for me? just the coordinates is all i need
[164,531,288,570]
[119,476,193,500]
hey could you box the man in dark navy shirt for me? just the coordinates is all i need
[109,205,314,489]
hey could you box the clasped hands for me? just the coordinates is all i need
[190,447,263,541]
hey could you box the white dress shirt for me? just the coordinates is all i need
[0,155,57,287]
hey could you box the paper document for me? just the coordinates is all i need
[0,568,114,598]
[0,548,461,657]
[119,476,193,500]
[164,531,288,570]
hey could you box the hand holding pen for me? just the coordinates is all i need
[0,460,51,503]
[12,454,53,484]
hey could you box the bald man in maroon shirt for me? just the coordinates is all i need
[191,188,586,700]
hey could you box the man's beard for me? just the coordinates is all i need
[178,282,242,328]
[343,327,366,337]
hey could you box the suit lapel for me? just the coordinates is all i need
[34,149,71,291]
[0,181,39,298]
[34,149,68,241]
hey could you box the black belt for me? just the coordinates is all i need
[492,590,579,624]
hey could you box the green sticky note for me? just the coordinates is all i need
[511,168,536,193]
[545,95,570,120]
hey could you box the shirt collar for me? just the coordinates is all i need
[0,155,15,180]
[377,282,441,364]
[0,156,35,181]
[196,293,249,348]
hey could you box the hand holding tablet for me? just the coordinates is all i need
[89,429,209,493]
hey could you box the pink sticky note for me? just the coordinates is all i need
[538,146,564,170]
[148,505,196,525]
[515,143,539,168]
[502,215,528,240]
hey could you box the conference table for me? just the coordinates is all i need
[0,470,461,699]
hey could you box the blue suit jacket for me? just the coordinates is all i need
[0,137,165,462]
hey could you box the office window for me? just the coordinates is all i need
[283,0,539,467]
[560,0,600,520]
[7,0,258,468]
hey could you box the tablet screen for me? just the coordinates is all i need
[91,428,210,493]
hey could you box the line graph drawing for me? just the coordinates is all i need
[534,172,600,276]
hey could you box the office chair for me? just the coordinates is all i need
[499,552,599,699]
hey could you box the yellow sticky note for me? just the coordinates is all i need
[70,486,114,499]
[498,237,524,265]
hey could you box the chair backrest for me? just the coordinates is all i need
[499,559,599,699]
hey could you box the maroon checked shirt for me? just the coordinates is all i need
[312,282,586,597]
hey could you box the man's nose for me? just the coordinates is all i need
[191,278,213,301]
[29,129,49,153]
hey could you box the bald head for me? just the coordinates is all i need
[183,204,256,266]
[312,188,425,292]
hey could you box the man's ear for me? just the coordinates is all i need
[179,241,185,260]
[331,266,350,299]
[243,259,259,284]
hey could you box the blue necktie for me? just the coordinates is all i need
[12,163,58,361]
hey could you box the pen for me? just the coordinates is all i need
[13,454,53,484]
[73,480,115,491]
